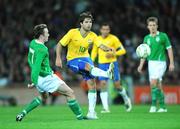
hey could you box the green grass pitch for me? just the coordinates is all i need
[0,105,179,129]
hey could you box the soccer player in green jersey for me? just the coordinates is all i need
[16,24,87,121]
[137,17,175,113]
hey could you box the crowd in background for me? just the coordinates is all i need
[0,0,180,86]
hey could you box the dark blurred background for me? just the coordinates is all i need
[0,0,179,86]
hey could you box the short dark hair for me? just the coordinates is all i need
[147,17,158,25]
[101,22,111,28]
[78,12,93,23]
[33,24,47,39]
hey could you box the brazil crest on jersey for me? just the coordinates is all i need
[28,39,52,85]
[143,31,172,61]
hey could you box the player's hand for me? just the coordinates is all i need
[169,63,175,72]
[99,44,112,52]
[55,58,62,68]
[28,83,35,89]
[137,65,143,73]
[106,52,115,59]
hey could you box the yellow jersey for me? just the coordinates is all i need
[59,28,98,61]
[91,34,126,63]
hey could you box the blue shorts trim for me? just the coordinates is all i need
[98,61,120,81]
[67,57,95,80]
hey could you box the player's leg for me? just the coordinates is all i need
[156,62,167,112]
[113,61,132,112]
[148,61,167,113]
[52,75,86,120]
[149,79,158,113]
[98,63,110,113]
[89,64,114,79]
[148,61,160,113]
[99,80,110,113]
[16,92,46,121]
[114,81,132,112]
[78,58,114,79]
[156,81,167,112]
[86,79,98,119]
[67,57,114,79]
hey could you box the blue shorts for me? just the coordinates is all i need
[67,57,95,80]
[98,61,120,82]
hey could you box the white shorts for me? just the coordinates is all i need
[36,74,65,93]
[148,60,167,82]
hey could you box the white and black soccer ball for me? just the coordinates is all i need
[136,44,151,58]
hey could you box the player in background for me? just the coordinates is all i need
[16,24,87,121]
[137,17,175,113]
[91,23,132,113]
[55,12,114,119]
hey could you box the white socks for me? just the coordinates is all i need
[88,91,97,112]
[100,91,109,110]
[119,88,129,102]
[90,67,108,77]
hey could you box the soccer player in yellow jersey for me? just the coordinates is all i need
[55,12,114,119]
[91,23,132,113]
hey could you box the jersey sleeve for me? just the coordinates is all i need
[59,29,73,46]
[114,36,126,56]
[93,34,101,47]
[164,33,172,49]
[31,48,46,85]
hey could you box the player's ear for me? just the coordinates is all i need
[80,21,83,27]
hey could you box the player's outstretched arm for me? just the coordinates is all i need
[55,43,63,68]
[115,46,126,56]
[167,48,175,72]
[137,58,146,73]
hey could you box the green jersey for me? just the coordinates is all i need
[144,31,171,61]
[28,39,52,85]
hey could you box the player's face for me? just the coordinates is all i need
[80,18,92,31]
[100,25,110,37]
[147,21,158,34]
[43,28,49,42]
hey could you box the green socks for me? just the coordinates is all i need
[20,97,83,120]
[156,89,165,109]
[67,99,83,120]
[151,87,166,109]
[22,97,42,115]
[151,87,158,106]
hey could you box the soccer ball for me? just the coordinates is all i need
[136,44,151,58]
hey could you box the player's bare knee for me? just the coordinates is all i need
[150,79,158,88]
[114,81,122,89]
[87,79,96,90]
[100,81,107,89]
[41,92,48,99]
[61,84,75,98]
[85,63,91,71]
[37,96,43,101]
[67,89,75,99]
